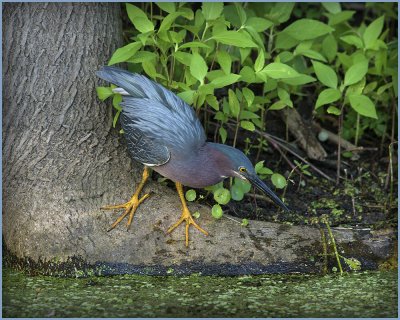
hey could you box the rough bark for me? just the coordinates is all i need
[2,2,133,259]
[2,3,395,276]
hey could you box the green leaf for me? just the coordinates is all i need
[158,12,182,33]
[363,15,385,49]
[211,204,223,219]
[228,89,240,117]
[214,188,231,205]
[296,49,327,62]
[349,94,378,119]
[259,63,300,79]
[202,2,223,21]
[231,183,244,201]
[240,111,259,120]
[142,60,157,79]
[173,51,192,66]
[312,61,338,89]
[271,173,287,189]
[281,19,334,41]
[344,60,368,86]
[126,3,154,33]
[278,88,293,107]
[240,66,257,83]
[108,42,142,66]
[178,90,195,105]
[156,2,175,14]
[281,75,316,86]
[206,95,219,111]
[219,127,227,143]
[128,51,157,63]
[340,35,364,49]
[275,32,299,50]
[328,10,355,26]
[343,257,361,271]
[377,82,393,95]
[363,81,378,94]
[179,42,210,50]
[322,34,338,62]
[96,87,113,101]
[242,88,255,107]
[185,189,197,202]
[269,2,295,24]
[322,2,341,14]
[211,31,257,48]
[112,93,122,111]
[245,17,273,32]
[269,100,287,110]
[254,50,265,73]
[234,2,247,26]
[235,177,252,193]
[217,51,232,75]
[210,74,241,88]
[327,106,341,115]
[190,53,208,83]
[240,120,255,131]
[315,89,342,109]
[241,218,249,227]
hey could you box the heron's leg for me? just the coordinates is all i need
[101,167,150,231]
[167,182,208,247]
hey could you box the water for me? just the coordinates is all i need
[2,268,397,318]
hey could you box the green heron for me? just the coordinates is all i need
[97,66,290,247]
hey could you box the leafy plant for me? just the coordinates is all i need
[97,2,397,218]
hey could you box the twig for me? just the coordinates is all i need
[259,131,335,182]
[312,122,358,151]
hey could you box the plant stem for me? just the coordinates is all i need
[267,26,274,53]
[323,216,343,275]
[336,101,345,185]
[319,227,328,275]
[354,112,360,146]
[232,118,240,148]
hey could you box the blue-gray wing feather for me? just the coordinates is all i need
[97,66,206,165]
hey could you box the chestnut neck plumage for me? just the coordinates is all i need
[153,142,234,188]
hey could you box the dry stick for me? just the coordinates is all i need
[259,131,335,182]
[267,135,299,173]
[385,99,397,190]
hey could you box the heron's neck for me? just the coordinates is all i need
[204,142,234,178]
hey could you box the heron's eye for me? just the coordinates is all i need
[239,167,247,173]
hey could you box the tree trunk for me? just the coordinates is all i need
[3,3,395,276]
[2,2,134,259]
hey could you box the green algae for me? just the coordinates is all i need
[2,268,397,318]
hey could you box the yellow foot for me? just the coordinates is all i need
[101,193,150,231]
[167,207,208,247]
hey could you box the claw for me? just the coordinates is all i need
[101,167,150,232]
[167,182,208,247]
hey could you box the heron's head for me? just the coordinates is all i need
[210,143,290,212]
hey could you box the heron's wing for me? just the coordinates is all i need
[120,96,205,158]
[97,66,206,156]
[122,119,170,166]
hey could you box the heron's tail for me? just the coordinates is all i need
[96,66,151,99]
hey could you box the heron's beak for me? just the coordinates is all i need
[245,173,290,212]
